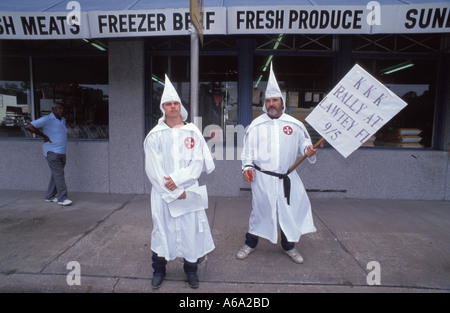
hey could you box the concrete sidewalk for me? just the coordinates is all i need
[0,190,449,293]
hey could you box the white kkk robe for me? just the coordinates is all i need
[144,121,215,263]
[241,113,317,243]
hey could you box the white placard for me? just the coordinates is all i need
[167,185,208,217]
[305,64,408,158]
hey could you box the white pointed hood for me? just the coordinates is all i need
[263,63,285,113]
[159,74,188,123]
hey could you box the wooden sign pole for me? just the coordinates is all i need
[287,138,325,174]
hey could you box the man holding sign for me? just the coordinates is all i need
[306,64,407,158]
[237,64,317,264]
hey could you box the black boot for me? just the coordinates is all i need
[151,252,167,289]
[186,273,199,289]
[184,258,199,289]
[151,274,165,289]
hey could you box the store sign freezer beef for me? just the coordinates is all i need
[91,8,226,37]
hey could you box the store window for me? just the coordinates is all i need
[33,56,109,140]
[199,55,238,132]
[0,54,108,140]
[353,58,437,148]
[0,57,31,138]
[252,55,334,143]
[150,55,238,142]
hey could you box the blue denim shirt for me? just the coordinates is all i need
[30,113,67,157]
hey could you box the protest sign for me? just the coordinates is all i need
[305,64,407,158]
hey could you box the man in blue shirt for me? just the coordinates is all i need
[25,102,72,206]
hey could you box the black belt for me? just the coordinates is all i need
[253,164,291,205]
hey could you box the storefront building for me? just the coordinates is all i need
[1,0,449,200]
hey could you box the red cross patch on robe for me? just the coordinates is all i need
[283,126,293,135]
[184,137,195,149]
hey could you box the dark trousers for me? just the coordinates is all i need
[245,230,295,251]
[152,252,198,277]
[45,152,68,202]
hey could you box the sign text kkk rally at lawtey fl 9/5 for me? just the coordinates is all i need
[306,64,408,158]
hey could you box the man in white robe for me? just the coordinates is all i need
[144,75,215,289]
[237,64,317,264]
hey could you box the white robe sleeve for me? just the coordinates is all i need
[144,133,184,203]
[241,126,256,171]
[299,124,316,164]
